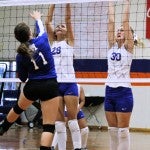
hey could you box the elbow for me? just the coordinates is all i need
[123,20,129,24]
[45,19,51,27]
[66,18,71,23]
[20,77,27,83]
[18,74,28,82]
[45,19,48,25]
[109,18,114,24]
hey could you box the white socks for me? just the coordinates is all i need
[108,127,119,150]
[118,128,130,150]
[52,121,88,150]
[108,127,130,150]
[68,119,81,149]
[51,131,58,149]
[55,121,67,150]
[80,127,89,149]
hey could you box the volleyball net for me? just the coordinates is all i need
[0,0,149,84]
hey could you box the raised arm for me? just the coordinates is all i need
[108,2,115,48]
[123,0,134,53]
[65,3,74,46]
[45,4,55,44]
[30,11,45,36]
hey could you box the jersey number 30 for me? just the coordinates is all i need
[111,52,121,61]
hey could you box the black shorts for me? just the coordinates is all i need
[23,78,59,101]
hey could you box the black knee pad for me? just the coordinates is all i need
[40,146,51,150]
[43,124,55,134]
[13,103,24,114]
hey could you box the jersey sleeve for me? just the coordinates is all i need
[35,19,45,37]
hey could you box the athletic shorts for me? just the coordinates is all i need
[104,86,134,112]
[64,109,85,120]
[58,83,78,96]
[23,78,59,101]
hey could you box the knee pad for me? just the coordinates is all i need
[55,121,66,133]
[81,127,89,136]
[13,103,24,114]
[108,127,118,137]
[40,146,51,150]
[68,119,80,132]
[118,128,129,138]
[108,127,118,132]
[43,124,55,134]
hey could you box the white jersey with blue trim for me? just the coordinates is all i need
[51,40,76,82]
[105,43,133,88]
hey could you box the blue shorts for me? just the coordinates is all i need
[77,110,85,119]
[58,83,78,96]
[64,109,85,120]
[104,86,134,112]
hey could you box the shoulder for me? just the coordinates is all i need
[61,40,74,48]
[16,54,23,62]
[108,43,117,50]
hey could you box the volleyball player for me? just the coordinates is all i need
[104,0,136,150]
[75,85,89,150]
[45,4,81,150]
[52,84,89,150]
[0,11,60,150]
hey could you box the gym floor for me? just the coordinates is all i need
[0,125,150,150]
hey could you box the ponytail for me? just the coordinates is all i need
[133,33,144,48]
[17,42,33,57]
[130,27,144,47]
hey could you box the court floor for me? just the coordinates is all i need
[0,125,150,150]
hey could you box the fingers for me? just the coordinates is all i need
[30,10,43,20]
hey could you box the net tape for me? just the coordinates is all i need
[0,78,150,83]
[0,0,121,7]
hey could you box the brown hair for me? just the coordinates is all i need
[14,22,33,57]
[17,42,34,57]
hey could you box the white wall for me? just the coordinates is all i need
[81,84,150,129]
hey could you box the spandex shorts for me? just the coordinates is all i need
[23,78,59,101]
[104,86,133,112]
[58,83,78,96]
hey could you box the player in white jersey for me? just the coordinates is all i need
[45,4,81,150]
[69,84,89,150]
[51,84,89,150]
[105,1,136,150]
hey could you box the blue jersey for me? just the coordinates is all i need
[16,19,56,82]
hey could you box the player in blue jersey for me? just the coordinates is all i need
[0,11,60,150]
[105,1,137,150]
[45,4,81,150]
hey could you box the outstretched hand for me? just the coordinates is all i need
[30,11,43,20]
